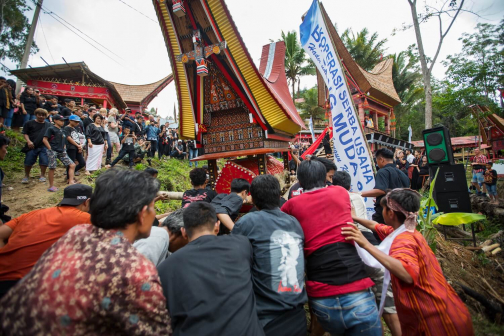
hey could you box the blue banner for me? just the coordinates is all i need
[300,0,375,217]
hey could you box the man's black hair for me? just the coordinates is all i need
[297,160,326,190]
[183,202,217,238]
[375,148,394,160]
[379,189,421,223]
[64,98,71,104]
[311,157,337,172]
[0,76,5,80]
[189,168,207,186]
[144,167,158,177]
[0,135,10,147]
[90,169,160,229]
[162,208,184,235]
[332,171,351,191]
[487,162,493,167]
[250,175,280,210]
[201,164,208,170]
[230,178,250,193]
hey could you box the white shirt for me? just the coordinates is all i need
[133,226,169,266]
[349,192,372,233]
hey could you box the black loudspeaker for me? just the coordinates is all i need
[431,164,472,213]
[422,125,455,165]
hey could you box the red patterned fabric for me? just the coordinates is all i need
[375,224,474,336]
[0,225,171,335]
[215,156,284,194]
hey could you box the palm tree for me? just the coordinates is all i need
[297,87,325,123]
[280,30,315,101]
[341,28,387,71]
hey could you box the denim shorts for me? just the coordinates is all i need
[471,171,484,183]
[24,147,48,167]
[310,289,381,336]
[47,150,73,169]
[486,184,497,196]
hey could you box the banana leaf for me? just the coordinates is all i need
[432,213,486,226]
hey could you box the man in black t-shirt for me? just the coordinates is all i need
[232,175,307,336]
[42,115,76,192]
[181,168,217,208]
[43,96,61,120]
[82,108,96,130]
[157,202,264,336]
[106,127,136,169]
[361,148,410,224]
[21,109,51,184]
[64,115,86,177]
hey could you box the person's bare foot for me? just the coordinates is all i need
[85,171,91,176]
[105,165,111,169]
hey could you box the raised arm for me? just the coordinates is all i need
[351,216,379,232]
[341,226,413,284]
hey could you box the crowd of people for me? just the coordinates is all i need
[1,79,198,192]
[0,142,477,335]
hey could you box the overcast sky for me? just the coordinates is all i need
[2,0,503,118]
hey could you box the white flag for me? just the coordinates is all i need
[408,125,412,143]
[300,0,375,218]
[309,117,315,142]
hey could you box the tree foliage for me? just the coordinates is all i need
[443,20,504,101]
[0,0,38,64]
[296,87,325,122]
[341,27,387,71]
[279,30,315,100]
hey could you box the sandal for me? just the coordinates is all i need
[39,177,47,182]
[21,177,29,184]
[47,186,58,192]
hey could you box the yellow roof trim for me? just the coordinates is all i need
[205,0,301,135]
[158,1,195,139]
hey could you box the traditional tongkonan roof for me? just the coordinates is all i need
[10,62,126,108]
[320,3,401,107]
[153,0,305,139]
[110,75,174,108]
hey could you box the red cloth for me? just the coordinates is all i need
[301,127,330,159]
[281,186,374,297]
[375,224,474,336]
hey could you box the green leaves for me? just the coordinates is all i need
[297,87,324,121]
[0,0,38,63]
[341,28,387,71]
[432,213,486,226]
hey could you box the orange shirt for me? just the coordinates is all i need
[376,224,474,336]
[0,206,90,281]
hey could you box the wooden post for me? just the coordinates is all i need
[103,100,108,109]
[282,151,290,185]
[257,154,267,175]
[207,159,218,190]
[462,147,465,163]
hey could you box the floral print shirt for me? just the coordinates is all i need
[0,225,172,336]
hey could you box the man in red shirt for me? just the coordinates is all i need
[281,160,380,335]
[0,184,92,298]
[471,148,488,196]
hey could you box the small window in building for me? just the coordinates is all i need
[220,132,225,142]
[258,129,262,137]
[229,130,234,141]
[238,129,244,140]
[247,128,253,139]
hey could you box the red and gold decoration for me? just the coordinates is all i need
[172,0,186,17]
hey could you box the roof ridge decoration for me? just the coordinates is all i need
[153,0,305,139]
[319,3,401,106]
[110,74,174,107]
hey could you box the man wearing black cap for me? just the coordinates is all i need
[42,114,76,192]
[120,108,135,131]
[0,184,92,299]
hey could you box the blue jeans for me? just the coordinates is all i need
[24,147,49,167]
[486,184,497,196]
[189,148,198,167]
[310,289,381,336]
[23,113,36,125]
[4,108,14,127]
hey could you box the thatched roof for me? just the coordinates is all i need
[320,3,401,106]
[110,75,173,106]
